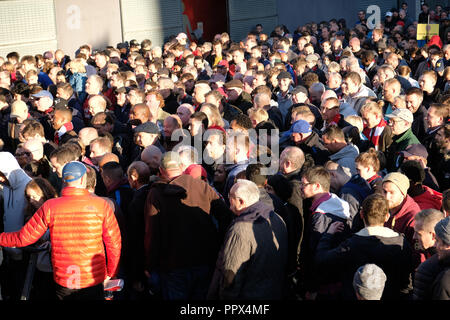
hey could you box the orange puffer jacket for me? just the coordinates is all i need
[0,187,122,289]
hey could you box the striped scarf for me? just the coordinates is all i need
[363,119,386,150]
[54,122,73,145]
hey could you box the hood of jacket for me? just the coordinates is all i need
[314,193,351,220]
[341,174,372,195]
[0,152,32,259]
[150,175,187,198]
[235,201,272,224]
[330,144,359,162]
[0,152,31,191]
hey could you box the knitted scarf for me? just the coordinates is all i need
[54,122,73,145]
[363,119,386,150]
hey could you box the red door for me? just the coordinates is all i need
[181,0,228,42]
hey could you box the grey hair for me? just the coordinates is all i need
[230,179,260,207]
[310,82,326,94]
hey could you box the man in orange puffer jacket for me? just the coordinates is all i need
[0,161,122,300]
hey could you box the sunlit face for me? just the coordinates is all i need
[321,100,339,123]
[50,156,64,178]
[52,111,66,130]
[95,54,107,69]
[26,187,45,210]
[176,107,191,127]
[361,110,380,129]
[413,220,436,251]
[355,162,374,180]
[426,107,443,129]
[341,78,359,96]
[205,134,225,161]
[388,117,409,135]
[134,132,157,148]
[229,191,241,215]
[189,119,203,137]
[89,142,106,165]
[383,83,398,103]
[405,94,422,113]
[383,181,405,209]
[127,90,141,106]
[419,74,435,93]
[278,78,291,92]
[300,177,316,199]
[163,118,178,138]
[232,51,244,64]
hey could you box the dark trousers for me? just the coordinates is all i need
[0,252,27,300]
[160,265,212,300]
[55,283,104,300]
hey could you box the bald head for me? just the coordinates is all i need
[98,152,120,169]
[141,145,163,169]
[78,127,99,147]
[280,146,305,174]
[130,103,150,124]
[24,139,44,160]
[127,161,151,188]
[88,95,107,116]
[321,89,338,105]
[176,104,194,126]
[11,100,28,122]
[254,92,271,109]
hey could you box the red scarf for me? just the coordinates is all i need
[362,119,386,150]
[367,174,381,184]
[54,122,73,145]
[329,113,341,127]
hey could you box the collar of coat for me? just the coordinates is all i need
[356,226,400,238]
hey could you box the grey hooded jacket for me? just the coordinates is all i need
[0,152,32,260]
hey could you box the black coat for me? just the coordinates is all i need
[296,131,330,166]
[413,105,429,142]
[126,184,151,284]
[315,228,415,300]
[414,253,450,300]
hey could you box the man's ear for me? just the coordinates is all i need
[129,172,138,182]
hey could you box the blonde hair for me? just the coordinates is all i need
[360,100,383,116]
[328,61,341,73]
[345,115,364,133]
[200,103,225,128]
[68,58,86,73]
[355,148,380,172]
[248,107,268,123]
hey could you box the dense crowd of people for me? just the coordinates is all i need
[0,2,449,301]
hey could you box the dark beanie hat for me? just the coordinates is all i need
[400,160,425,184]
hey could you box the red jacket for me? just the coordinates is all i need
[0,187,121,289]
[384,195,421,246]
[412,185,442,211]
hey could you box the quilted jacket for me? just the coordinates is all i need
[0,187,122,289]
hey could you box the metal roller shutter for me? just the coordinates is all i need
[0,0,57,57]
[228,0,278,42]
[120,0,183,47]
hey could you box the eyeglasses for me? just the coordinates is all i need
[389,118,405,125]
[15,151,31,157]
[322,106,339,112]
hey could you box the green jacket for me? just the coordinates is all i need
[386,128,420,172]
[393,128,420,152]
